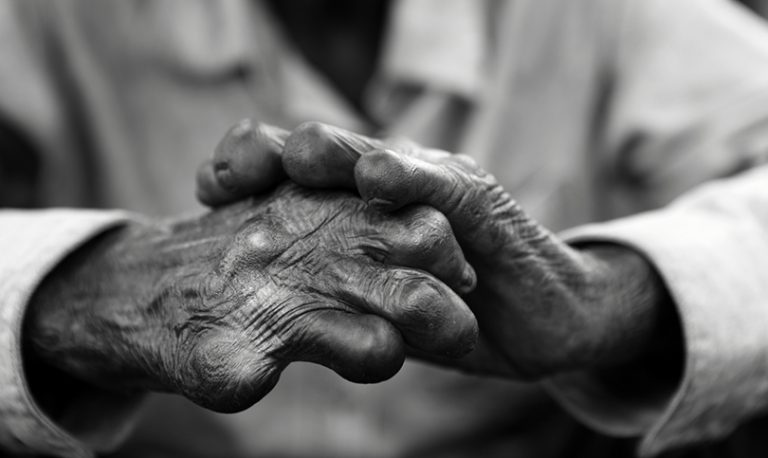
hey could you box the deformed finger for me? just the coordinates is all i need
[282,121,385,189]
[369,205,476,294]
[355,148,540,260]
[324,256,478,358]
[199,119,289,206]
[354,148,514,256]
[283,309,406,383]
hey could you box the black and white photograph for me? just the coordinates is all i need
[1,0,768,457]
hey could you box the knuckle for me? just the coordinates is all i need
[421,208,452,235]
[283,122,334,178]
[287,121,331,155]
[183,333,280,412]
[392,274,442,325]
[407,206,452,244]
[357,149,407,190]
[391,273,477,356]
[227,216,291,268]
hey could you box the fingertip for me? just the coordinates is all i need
[196,160,235,206]
[213,119,288,196]
[355,148,412,210]
[294,311,405,384]
[283,122,369,189]
[342,316,406,383]
[282,122,325,182]
[329,259,478,361]
[403,282,478,359]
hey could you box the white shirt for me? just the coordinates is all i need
[2,0,768,456]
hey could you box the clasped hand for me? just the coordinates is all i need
[27,163,477,413]
[27,118,678,416]
[198,120,679,382]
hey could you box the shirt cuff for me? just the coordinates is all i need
[543,178,768,456]
[0,209,143,458]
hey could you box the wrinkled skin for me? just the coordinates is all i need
[27,184,478,413]
[198,120,682,381]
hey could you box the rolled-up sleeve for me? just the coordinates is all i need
[548,165,768,455]
[0,209,143,458]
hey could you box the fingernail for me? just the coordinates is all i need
[366,197,394,210]
[213,161,238,192]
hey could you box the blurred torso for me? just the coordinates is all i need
[14,0,640,456]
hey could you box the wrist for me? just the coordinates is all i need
[577,243,684,393]
[24,219,172,393]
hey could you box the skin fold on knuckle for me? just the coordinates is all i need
[353,207,465,289]
[387,273,476,357]
[355,149,416,207]
[178,331,283,413]
[282,122,362,188]
[406,213,462,267]
[404,208,461,262]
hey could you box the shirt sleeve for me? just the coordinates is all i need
[0,209,144,458]
[547,165,768,456]
[545,0,768,454]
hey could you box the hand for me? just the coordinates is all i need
[196,120,681,381]
[26,183,477,413]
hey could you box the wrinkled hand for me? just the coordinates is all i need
[197,120,678,381]
[27,184,477,413]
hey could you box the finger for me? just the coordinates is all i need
[325,256,478,358]
[285,309,405,383]
[355,149,511,254]
[196,160,234,206]
[369,205,476,294]
[354,148,457,211]
[199,119,289,207]
[282,121,385,189]
[281,122,454,191]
